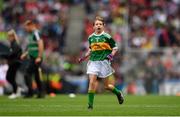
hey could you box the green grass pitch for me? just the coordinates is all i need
[0,94,180,116]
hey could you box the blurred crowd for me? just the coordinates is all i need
[83,0,180,95]
[83,0,180,50]
[0,0,180,96]
[129,0,180,49]
[0,0,87,96]
[0,0,69,53]
[123,50,180,95]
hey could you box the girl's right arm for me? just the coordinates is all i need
[78,49,91,63]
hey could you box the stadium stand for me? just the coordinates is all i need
[0,0,179,95]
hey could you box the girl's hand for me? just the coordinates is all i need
[35,57,41,64]
[78,57,85,63]
[107,54,113,61]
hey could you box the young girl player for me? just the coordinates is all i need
[79,16,124,109]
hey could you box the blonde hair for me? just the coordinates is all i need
[24,20,33,25]
[7,29,19,43]
[93,16,105,25]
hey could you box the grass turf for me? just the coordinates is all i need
[0,94,180,116]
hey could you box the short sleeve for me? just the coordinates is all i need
[104,33,118,49]
[109,37,118,49]
[34,30,41,41]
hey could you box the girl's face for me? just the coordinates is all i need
[93,20,104,34]
[8,34,15,42]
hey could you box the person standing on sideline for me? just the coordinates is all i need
[6,29,22,99]
[78,16,124,109]
[21,20,45,98]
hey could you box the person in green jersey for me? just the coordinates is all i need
[78,16,124,109]
[21,20,45,98]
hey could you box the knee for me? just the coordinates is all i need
[88,80,97,90]
[89,81,96,87]
[105,84,114,90]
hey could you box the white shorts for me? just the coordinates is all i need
[87,60,114,78]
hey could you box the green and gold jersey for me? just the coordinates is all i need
[27,30,41,58]
[88,31,118,61]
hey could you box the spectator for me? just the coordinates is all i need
[6,29,22,99]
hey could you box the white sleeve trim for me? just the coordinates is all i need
[113,47,118,50]
[34,31,40,41]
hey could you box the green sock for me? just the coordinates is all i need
[88,90,95,107]
[112,87,120,95]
